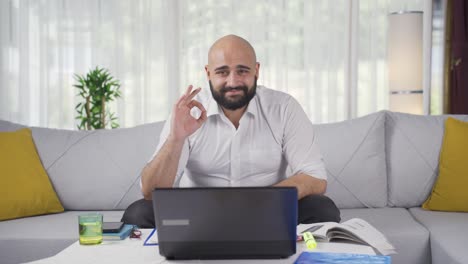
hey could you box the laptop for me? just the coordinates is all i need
[152,187,298,260]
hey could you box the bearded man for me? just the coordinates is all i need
[122,35,340,227]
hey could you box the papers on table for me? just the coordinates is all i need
[143,228,158,246]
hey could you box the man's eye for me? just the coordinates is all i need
[216,71,228,76]
[238,70,248,74]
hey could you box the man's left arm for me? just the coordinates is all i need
[276,97,328,200]
[274,173,326,199]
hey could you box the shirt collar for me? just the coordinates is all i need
[206,95,221,117]
[245,94,258,117]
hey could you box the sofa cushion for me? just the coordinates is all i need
[32,122,165,210]
[341,208,430,264]
[0,120,26,131]
[410,207,468,264]
[0,120,165,210]
[314,111,387,208]
[0,128,64,221]
[0,211,124,264]
[423,117,468,212]
[386,112,468,208]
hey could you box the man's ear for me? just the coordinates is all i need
[205,65,210,78]
[255,62,260,79]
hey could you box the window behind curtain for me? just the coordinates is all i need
[0,0,425,129]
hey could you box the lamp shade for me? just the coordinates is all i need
[388,11,423,114]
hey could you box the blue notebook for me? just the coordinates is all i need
[294,252,391,264]
[102,224,134,240]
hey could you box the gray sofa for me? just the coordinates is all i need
[1,111,467,264]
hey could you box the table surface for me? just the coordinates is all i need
[25,229,376,264]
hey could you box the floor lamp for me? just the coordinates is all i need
[388,11,424,114]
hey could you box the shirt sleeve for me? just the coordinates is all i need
[282,97,327,180]
[139,114,190,191]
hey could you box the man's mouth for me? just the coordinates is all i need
[225,89,243,96]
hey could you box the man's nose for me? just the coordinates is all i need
[226,72,240,87]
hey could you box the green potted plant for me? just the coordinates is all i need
[74,67,122,130]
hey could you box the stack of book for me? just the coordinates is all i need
[102,224,134,240]
[297,218,396,255]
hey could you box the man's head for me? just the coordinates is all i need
[205,35,260,111]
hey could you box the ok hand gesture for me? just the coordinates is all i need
[169,85,207,141]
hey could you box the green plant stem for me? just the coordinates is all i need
[101,96,106,128]
[85,96,92,130]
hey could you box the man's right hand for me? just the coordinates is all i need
[169,85,208,142]
[141,85,207,198]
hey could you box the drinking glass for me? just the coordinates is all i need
[78,213,103,245]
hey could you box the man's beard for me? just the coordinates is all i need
[209,78,257,111]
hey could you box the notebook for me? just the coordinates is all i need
[152,187,298,260]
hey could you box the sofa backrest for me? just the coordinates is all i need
[314,111,387,209]
[2,113,388,211]
[2,110,467,211]
[385,112,468,208]
[0,120,164,210]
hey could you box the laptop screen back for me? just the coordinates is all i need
[152,187,297,259]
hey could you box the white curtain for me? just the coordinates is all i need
[0,0,424,129]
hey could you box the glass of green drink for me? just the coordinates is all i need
[78,213,103,245]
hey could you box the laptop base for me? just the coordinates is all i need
[160,240,295,260]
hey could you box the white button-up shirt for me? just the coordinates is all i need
[148,85,327,188]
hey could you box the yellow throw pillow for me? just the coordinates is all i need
[0,128,64,221]
[423,117,468,212]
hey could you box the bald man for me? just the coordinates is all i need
[122,35,340,228]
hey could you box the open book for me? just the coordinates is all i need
[297,218,396,255]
